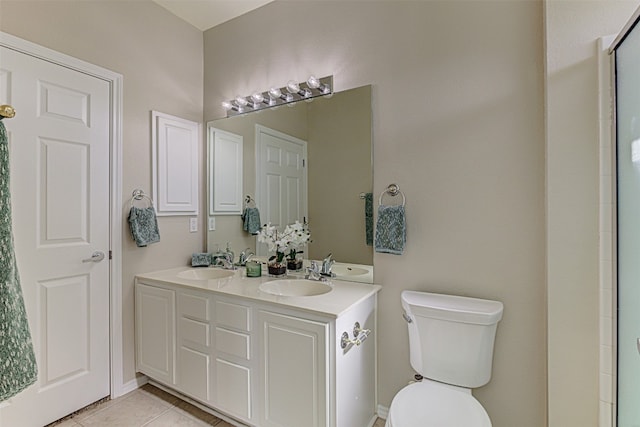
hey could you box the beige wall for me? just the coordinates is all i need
[544,1,639,425]
[205,2,546,426]
[0,0,205,383]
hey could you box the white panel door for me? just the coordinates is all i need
[256,125,307,256]
[0,46,110,427]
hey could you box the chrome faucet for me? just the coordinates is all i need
[215,253,236,270]
[305,261,326,281]
[320,253,335,277]
[238,248,254,266]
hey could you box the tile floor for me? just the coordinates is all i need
[47,384,387,427]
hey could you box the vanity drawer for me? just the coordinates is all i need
[215,300,250,331]
[178,292,210,321]
[215,327,250,360]
[180,317,210,347]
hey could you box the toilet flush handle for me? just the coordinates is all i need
[402,312,412,323]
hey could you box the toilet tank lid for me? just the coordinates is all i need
[401,291,504,325]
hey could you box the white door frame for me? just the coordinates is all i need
[0,32,126,398]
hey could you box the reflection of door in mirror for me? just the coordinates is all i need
[255,125,308,256]
[206,85,373,268]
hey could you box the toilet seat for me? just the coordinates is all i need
[386,380,491,427]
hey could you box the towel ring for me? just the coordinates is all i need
[379,183,406,207]
[245,195,256,208]
[129,189,154,209]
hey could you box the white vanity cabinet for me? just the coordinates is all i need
[134,276,378,427]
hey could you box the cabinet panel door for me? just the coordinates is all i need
[215,358,252,421]
[135,283,175,384]
[259,311,328,427]
[177,347,210,402]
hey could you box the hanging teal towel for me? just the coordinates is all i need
[128,206,160,247]
[242,207,261,235]
[0,120,38,402]
[374,204,406,255]
[364,193,373,246]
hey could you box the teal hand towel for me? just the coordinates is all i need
[364,193,374,246]
[374,204,406,255]
[0,120,38,402]
[128,206,160,247]
[242,207,261,235]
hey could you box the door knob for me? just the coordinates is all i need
[82,251,105,263]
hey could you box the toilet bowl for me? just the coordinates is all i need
[385,380,491,427]
[386,291,503,427]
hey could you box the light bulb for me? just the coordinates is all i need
[269,87,282,99]
[286,80,300,94]
[235,96,248,107]
[301,88,312,98]
[319,83,331,94]
[251,92,265,104]
[221,100,233,110]
[307,75,320,89]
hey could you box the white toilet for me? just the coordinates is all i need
[385,290,504,427]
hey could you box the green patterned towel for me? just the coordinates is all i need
[242,207,261,235]
[0,120,38,402]
[128,206,160,247]
[374,204,406,255]
[364,193,373,246]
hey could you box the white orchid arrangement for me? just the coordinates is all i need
[257,221,311,263]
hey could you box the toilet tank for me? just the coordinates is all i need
[401,291,503,388]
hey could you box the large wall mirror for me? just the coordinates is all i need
[206,84,373,272]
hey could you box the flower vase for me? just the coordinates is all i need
[268,251,287,277]
[268,262,287,277]
[287,258,303,271]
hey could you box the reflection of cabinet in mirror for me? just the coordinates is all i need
[208,128,243,215]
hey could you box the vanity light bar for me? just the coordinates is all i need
[222,75,333,117]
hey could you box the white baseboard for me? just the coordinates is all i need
[377,404,389,420]
[114,375,148,398]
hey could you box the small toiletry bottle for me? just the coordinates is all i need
[225,242,234,264]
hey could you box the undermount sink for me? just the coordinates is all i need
[177,268,236,280]
[331,265,369,276]
[259,279,333,297]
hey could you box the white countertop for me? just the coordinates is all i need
[135,266,381,318]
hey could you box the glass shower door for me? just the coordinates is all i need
[615,19,640,426]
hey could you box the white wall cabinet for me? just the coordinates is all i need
[135,279,377,427]
[152,111,200,216]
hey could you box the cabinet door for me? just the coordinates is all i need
[259,310,328,427]
[135,283,175,385]
[215,358,252,420]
